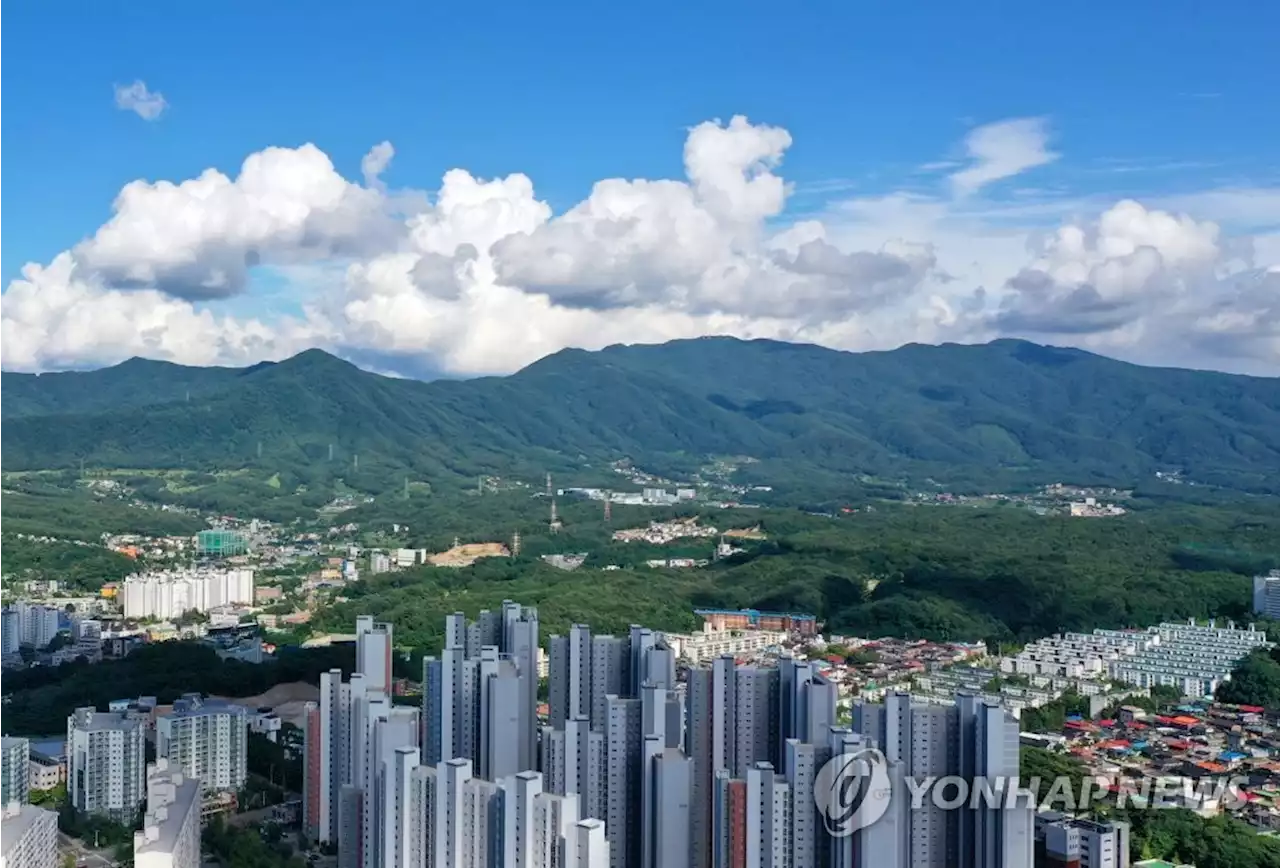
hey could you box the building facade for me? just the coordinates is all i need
[0,803,57,868]
[156,694,248,794]
[67,708,146,823]
[1,738,30,806]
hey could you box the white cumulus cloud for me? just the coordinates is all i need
[113,80,168,121]
[2,116,1276,377]
[73,144,396,299]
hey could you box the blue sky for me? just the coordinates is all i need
[3,0,1278,376]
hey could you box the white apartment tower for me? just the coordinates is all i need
[1,738,30,806]
[0,803,57,868]
[852,691,1035,868]
[570,818,610,868]
[132,760,200,868]
[356,616,394,694]
[423,603,539,778]
[1254,570,1280,620]
[67,708,146,823]
[302,669,349,844]
[156,694,248,794]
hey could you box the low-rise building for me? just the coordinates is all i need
[27,755,61,793]
[1035,812,1130,868]
[664,624,788,665]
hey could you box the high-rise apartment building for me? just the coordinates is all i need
[303,669,349,844]
[29,605,60,651]
[851,691,1035,868]
[0,608,20,655]
[0,803,57,868]
[133,760,200,868]
[1253,570,1280,620]
[570,818,610,868]
[121,569,254,619]
[1,738,30,806]
[156,694,248,794]
[356,616,394,694]
[67,708,146,823]
[422,603,539,780]
[307,609,1038,868]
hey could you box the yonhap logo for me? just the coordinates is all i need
[814,747,893,837]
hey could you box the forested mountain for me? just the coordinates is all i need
[3,338,1278,493]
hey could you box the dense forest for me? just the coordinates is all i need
[306,494,1280,654]
[5,337,1279,494]
[0,642,355,736]
[0,481,206,540]
[1,535,143,590]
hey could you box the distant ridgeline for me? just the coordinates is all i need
[2,338,1278,494]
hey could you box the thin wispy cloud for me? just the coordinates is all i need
[949,117,1060,197]
[1084,159,1221,175]
[114,80,168,121]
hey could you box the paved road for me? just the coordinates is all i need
[58,831,115,868]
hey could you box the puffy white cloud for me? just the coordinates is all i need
[113,80,168,121]
[74,144,396,298]
[949,117,1059,196]
[0,254,324,371]
[491,116,935,319]
[2,116,1276,377]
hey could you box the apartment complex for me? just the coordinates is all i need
[304,606,1033,868]
[662,622,787,665]
[156,694,249,794]
[1,737,30,806]
[133,760,201,868]
[0,604,60,650]
[121,568,255,619]
[1007,620,1272,697]
[0,803,57,868]
[67,707,146,823]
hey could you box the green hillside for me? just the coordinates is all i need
[3,338,1278,493]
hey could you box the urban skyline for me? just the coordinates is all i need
[301,605,1034,867]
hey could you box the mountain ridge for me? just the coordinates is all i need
[3,338,1278,494]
